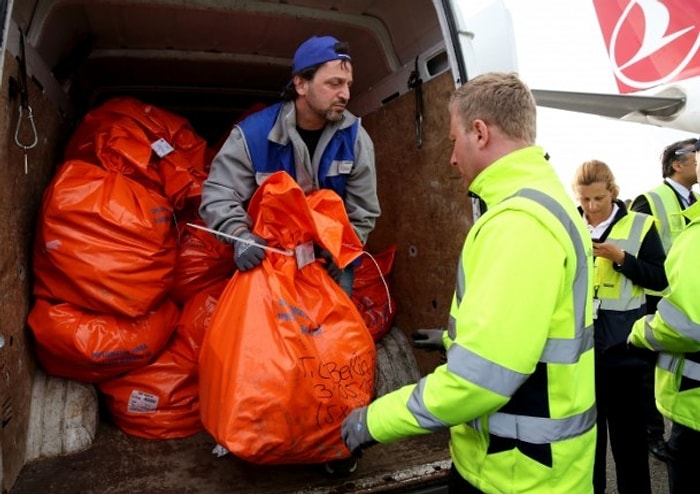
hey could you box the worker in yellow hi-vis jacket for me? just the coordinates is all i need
[629,136,700,494]
[341,72,597,494]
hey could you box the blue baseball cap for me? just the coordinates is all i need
[675,138,700,155]
[292,36,351,74]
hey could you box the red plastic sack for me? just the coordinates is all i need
[27,298,180,383]
[33,160,177,317]
[99,282,226,439]
[352,246,397,342]
[199,172,375,465]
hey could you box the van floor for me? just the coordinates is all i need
[8,420,451,493]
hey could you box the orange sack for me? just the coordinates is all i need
[199,171,375,465]
[27,298,180,383]
[33,160,178,318]
[99,281,226,439]
[64,96,209,209]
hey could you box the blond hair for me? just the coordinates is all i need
[449,72,536,143]
[572,159,620,200]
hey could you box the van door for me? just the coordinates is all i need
[434,0,518,85]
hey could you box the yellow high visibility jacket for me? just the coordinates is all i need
[630,201,700,432]
[365,147,596,493]
[594,211,652,310]
[637,183,692,297]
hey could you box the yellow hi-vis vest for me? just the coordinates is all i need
[595,212,654,312]
[643,184,687,253]
[630,201,700,432]
[640,184,690,297]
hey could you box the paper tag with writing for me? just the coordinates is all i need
[127,390,159,413]
[151,137,175,158]
[295,241,315,269]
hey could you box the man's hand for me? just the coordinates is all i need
[317,248,343,283]
[412,329,445,351]
[341,407,377,456]
[233,230,267,271]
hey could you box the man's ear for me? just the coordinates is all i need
[472,119,489,149]
[293,75,307,96]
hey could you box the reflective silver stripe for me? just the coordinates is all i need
[456,258,465,304]
[642,314,665,351]
[447,314,456,340]
[658,299,700,343]
[599,213,646,312]
[514,189,593,364]
[407,377,451,431]
[600,296,645,311]
[446,343,528,397]
[470,404,597,444]
[656,353,700,384]
[647,191,671,253]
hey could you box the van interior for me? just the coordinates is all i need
[0,1,503,491]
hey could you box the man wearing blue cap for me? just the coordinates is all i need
[200,35,380,296]
[199,35,380,476]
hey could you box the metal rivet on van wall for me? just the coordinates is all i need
[18,263,26,281]
[408,245,418,257]
[0,335,4,349]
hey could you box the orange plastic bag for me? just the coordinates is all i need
[352,246,397,342]
[65,97,209,209]
[169,216,234,305]
[33,160,178,317]
[99,281,226,439]
[199,172,375,465]
[27,298,180,383]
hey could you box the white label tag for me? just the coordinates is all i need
[338,160,353,174]
[295,241,316,269]
[592,298,601,320]
[151,137,175,158]
[127,390,159,413]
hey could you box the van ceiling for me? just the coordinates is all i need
[16,0,444,139]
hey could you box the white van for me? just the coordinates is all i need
[0,1,516,492]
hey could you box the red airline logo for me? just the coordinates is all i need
[593,0,700,93]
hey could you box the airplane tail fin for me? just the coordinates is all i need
[592,0,700,94]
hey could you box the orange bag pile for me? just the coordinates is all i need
[99,281,227,439]
[199,171,376,465]
[29,98,231,395]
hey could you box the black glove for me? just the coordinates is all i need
[233,230,267,271]
[341,407,377,457]
[317,248,343,283]
[412,329,445,351]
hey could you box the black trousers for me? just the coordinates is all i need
[643,295,665,441]
[593,362,651,494]
[642,362,666,439]
[666,421,700,494]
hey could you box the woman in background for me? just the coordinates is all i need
[573,159,667,494]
